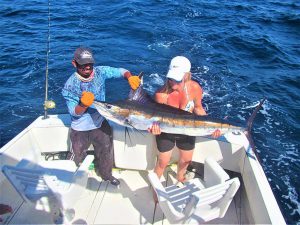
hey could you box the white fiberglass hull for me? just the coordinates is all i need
[0,115,285,224]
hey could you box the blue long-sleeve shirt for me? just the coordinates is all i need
[62,66,127,131]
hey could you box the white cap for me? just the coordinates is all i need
[166,56,191,82]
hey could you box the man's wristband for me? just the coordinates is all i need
[79,103,88,108]
[124,71,131,79]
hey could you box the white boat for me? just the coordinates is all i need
[0,114,286,224]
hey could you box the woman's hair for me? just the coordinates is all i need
[160,72,192,94]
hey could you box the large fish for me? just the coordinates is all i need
[93,84,247,136]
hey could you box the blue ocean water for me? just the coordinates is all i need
[0,0,299,223]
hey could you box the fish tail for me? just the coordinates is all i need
[245,98,266,161]
[246,98,266,133]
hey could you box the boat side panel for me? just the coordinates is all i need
[0,129,43,223]
[31,127,70,153]
[111,122,244,172]
[111,123,157,170]
[0,115,72,223]
[242,153,286,224]
[191,137,243,173]
[0,130,43,182]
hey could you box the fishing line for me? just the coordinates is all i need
[124,127,133,147]
[239,150,247,224]
[5,201,24,224]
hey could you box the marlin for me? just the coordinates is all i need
[93,84,264,137]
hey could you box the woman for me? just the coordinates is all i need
[148,56,220,182]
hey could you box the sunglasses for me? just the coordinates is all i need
[76,62,94,70]
[168,78,182,83]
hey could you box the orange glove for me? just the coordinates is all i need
[80,91,94,107]
[128,76,141,90]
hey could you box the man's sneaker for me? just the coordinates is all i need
[106,176,120,186]
[109,177,120,186]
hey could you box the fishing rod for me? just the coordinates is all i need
[43,0,55,119]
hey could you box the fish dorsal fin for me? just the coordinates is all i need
[128,75,155,104]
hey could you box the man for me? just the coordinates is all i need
[62,47,140,186]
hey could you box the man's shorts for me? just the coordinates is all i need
[156,132,196,152]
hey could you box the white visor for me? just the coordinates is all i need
[166,56,191,82]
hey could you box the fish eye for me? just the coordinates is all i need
[105,103,112,109]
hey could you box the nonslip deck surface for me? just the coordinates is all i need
[7,167,242,224]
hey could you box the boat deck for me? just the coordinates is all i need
[6,165,246,224]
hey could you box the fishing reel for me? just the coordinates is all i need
[42,100,56,120]
[44,100,56,110]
